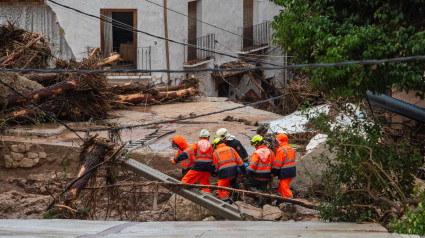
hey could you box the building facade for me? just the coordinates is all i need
[0,0,286,98]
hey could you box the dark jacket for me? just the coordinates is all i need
[225,138,248,160]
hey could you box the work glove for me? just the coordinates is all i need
[270,173,275,177]
[243,157,249,163]
[211,168,218,177]
[172,158,177,165]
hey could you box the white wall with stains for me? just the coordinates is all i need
[1,0,285,96]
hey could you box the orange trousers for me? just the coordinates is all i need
[217,177,235,199]
[277,178,293,198]
[181,170,211,192]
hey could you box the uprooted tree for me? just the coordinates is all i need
[271,0,425,233]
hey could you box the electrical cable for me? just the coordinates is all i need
[143,0,281,51]
[72,94,285,132]
[2,54,425,74]
[46,0,283,67]
[0,80,84,141]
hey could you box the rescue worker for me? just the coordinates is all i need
[272,133,296,199]
[215,128,249,162]
[256,124,278,153]
[212,137,246,203]
[171,135,194,177]
[245,135,274,206]
[174,129,213,192]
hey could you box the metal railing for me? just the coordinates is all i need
[240,21,271,52]
[138,46,152,74]
[184,34,215,65]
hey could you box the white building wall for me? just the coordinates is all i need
[1,0,284,92]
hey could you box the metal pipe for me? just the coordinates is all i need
[367,91,425,123]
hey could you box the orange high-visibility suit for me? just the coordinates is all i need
[212,144,245,202]
[245,145,274,193]
[272,134,296,198]
[171,136,194,176]
[176,139,213,192]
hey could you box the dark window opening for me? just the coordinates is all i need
[101,10,137,69]
[218,83,230,97]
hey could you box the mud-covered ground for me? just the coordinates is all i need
[0,97,320,221]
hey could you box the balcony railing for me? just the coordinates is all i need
[184,34,215,65]
[138,46,152,74]
[240,21,271,52]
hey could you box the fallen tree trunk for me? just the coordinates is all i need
[97,54,120,66]
[24,73,57,84]
[62,137,115,204]
[5,100,65,124]
[113,87,197,104]
[155,85,184,92]
[5,78,79,107]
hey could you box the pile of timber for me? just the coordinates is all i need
[0,24,199,125]
[0,22,52,69]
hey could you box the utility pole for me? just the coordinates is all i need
[163,0,171,85]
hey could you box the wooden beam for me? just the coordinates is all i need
[163,0,171,85]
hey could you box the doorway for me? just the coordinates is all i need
[101,9,137,68]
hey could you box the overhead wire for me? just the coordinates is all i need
[2,54,425,74]
[46,0,283,67]
[0,80,85,141]
[143,0,281,52]
[72,94,285,132]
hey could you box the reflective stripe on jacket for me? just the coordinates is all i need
[172,135,194,169]
[212,144,244,179]
[248,145,274,180]
[190,139,213,172]
[272,142,296,180]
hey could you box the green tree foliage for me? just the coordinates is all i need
[308,111,422,223]
[271,0,425,97]
[390,187,425,235]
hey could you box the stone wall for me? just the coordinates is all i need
[3,143,48,169]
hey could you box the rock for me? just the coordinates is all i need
[202,216,216,221]
[5,161,12,169]
[234,201,262,220]
[291,143,335,196]
[4,155,13,163]
[295,205,320,216]
[28,152,38,159]
[32,158,40,166]
[10,145,19,153]
[10,152,24,161]
[12,161,18,168]
[25,143,31,152]
[166,194,213,221]
[279,203,296,213]
[17,144,26,153]
[38,152,47,159]
[262,204,282,221]
[19,158,34,168]
[29,144,38,151]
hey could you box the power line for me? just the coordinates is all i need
[0,80,84,141]
[72,94,285,132]
[143,0,281,51]
[46,0,282,67]
[2,54,425,74]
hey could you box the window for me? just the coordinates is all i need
[100,9,137,68]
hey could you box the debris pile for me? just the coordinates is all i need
[0,22,52,69]
[0,24,200,125]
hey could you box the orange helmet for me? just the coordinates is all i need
[276,133,288,143]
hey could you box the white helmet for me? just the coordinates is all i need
[199,129,210,138]
[215,128,230,139]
